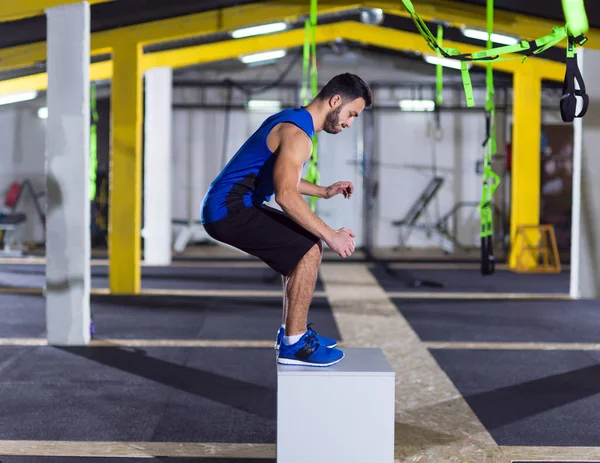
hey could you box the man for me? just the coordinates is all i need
[202,73,372,367]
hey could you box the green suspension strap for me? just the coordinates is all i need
[479,0,501,276]
[399,0,589,114]
[89,83,99,338]
[89,83,99,201]
[301,19,311,105]
[563,0,589,37]
[432,24,443,137]
[302,0,320,211]
[436,24,443,107]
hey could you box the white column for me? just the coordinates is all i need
[45,2,91,345]
[143,67,172,265]
[572,47,600,298]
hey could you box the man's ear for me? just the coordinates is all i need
[329,94,342,108]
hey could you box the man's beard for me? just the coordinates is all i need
[323,105,343,134]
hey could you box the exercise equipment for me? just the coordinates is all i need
[0,180,46,256]
[392,177,445,250]
[560,36,588,122]
[90,83,99,201]
[479,0,501,276]
[510,224,561,273]
[563,0,589,37]
[301,0,320,212]
[400,0,589,119]
[89,84,100,338]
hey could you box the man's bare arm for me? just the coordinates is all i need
[298,179,326,198]
[273,127,332,241]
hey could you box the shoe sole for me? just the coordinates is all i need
[277,353,345,367]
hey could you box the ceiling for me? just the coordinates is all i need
[0,0,587,87]
[0,0,596,50]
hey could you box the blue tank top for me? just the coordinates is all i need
[201,107,314,224]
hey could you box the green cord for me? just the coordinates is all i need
[562,0,589,37]
[399,0,587,107]
[479,0,501,239]
[301,19,310,105]
[302,0,320,212]
[475,0,500,274]
[89,82,99,201]
[436,24,443,105]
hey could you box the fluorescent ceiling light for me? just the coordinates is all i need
[240,49,286,64]
[399,100,435,112]
[247,99,282,112]
[360,8,384,25]
[461,27,520,45]
[231,22,287,39]
[423,54,470,70]
[37,107,48,119]
[0,90,38,106]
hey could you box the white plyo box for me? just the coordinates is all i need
[277,348,395,463]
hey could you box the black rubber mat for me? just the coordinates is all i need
[0,459,274,463]
[430,349,600,446]
[0,264,324,291]
[392,298,600,343]
[0,294,341,342]
[0,346,277,443]
[372,266,570,293]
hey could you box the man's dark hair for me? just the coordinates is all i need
[316,73,373,107]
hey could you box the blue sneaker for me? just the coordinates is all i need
[274,324,337,350]
[275,326,285,351]
[277,331,344,367]
[307,323,337,348]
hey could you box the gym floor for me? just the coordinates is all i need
[0,248,597,462]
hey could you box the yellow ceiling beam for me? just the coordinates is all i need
[0,20,564,97]
[142,25,342,71]
[2,0,591,74]
[0,0,114,22]
[0,44,112,73]
[0,2,361,73]
[0,61,112,96]
[143,21,564,81]
[369,0,600,50]
[102,2,361,46]
[347,22,564,81]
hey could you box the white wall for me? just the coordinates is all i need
[169,53,514,250]
[0,50,569,252]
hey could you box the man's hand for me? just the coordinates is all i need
[324,181,354,199]
[325,228,356,258]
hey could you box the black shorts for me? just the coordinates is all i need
[203,205,320,276]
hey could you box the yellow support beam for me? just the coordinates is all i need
[101,2,360,47]
[509,63,542,269]
[0,42,110,73]
[0,0,114,22]
[109,42,143,294]
[369,0,600,50]
[142,25,341,71]
[0,61,112,96]
[0,2,360,73]
[344,22,564,80]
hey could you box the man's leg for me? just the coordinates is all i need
[281,274,288,326]
[283,241,323,336]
